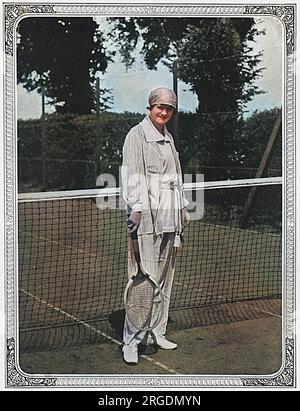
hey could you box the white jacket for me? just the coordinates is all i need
[122,115,188,235]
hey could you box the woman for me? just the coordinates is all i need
[121,87,189,365]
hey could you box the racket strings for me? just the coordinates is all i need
[126,277,160,330]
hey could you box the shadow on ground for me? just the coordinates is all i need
[19,315,282,376]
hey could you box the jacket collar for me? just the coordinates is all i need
[140,115,172,142]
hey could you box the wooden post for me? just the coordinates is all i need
[172,59,179,145]
[96,77,100,118]
[41,89,48,191]
[42,88,46,118]
[95,77,101,176]
[239,107,282,228]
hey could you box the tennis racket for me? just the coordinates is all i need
[124,269,164,332]
[124,234,164,333]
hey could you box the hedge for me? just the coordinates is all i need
[18,108,282,192]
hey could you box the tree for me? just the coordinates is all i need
[108,17,266,182]
[240,108,282,176]
[108,17,265,113]
[17,17,113,114]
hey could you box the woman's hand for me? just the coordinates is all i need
[127,211,142,233]
[181,207,190,228]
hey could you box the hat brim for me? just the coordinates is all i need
[149,102,176,109]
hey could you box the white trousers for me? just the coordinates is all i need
[123,232,177,346]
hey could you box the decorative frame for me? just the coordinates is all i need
[3,2,296,388]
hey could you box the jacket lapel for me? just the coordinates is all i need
[139,116,166,142]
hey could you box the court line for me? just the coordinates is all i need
[173,279,230,304]
[242,303,282,319]
[19,230,98,257]
[172,280,281,319]
[19,287,180,374]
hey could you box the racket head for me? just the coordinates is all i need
[124,271,164,332]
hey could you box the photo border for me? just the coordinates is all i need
[4,2,296,388]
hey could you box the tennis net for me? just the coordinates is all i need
[18,177,282,352]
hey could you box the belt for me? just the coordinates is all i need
[161,182,181,190]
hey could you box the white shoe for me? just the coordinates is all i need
[122,344,138,365]
[155,335,177,350]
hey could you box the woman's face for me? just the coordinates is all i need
[149,104,174,130]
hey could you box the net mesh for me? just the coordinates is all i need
[18,182,282,352]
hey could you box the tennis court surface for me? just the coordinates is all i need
[17,180,282,375]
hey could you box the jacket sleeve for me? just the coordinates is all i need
[182,193,189,208]
[121,126,147,214]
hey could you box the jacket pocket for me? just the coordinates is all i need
[145,144,163,173]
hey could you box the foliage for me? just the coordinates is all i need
[108,17,265,113]
[17,17,265,117]
[18,109,281,193]
[177,112,244,180]
[17,17,113,114]
[177,107,281,180]
[18,112,143,191]
[241,108,282,176]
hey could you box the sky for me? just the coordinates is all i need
[17,16,283,119]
